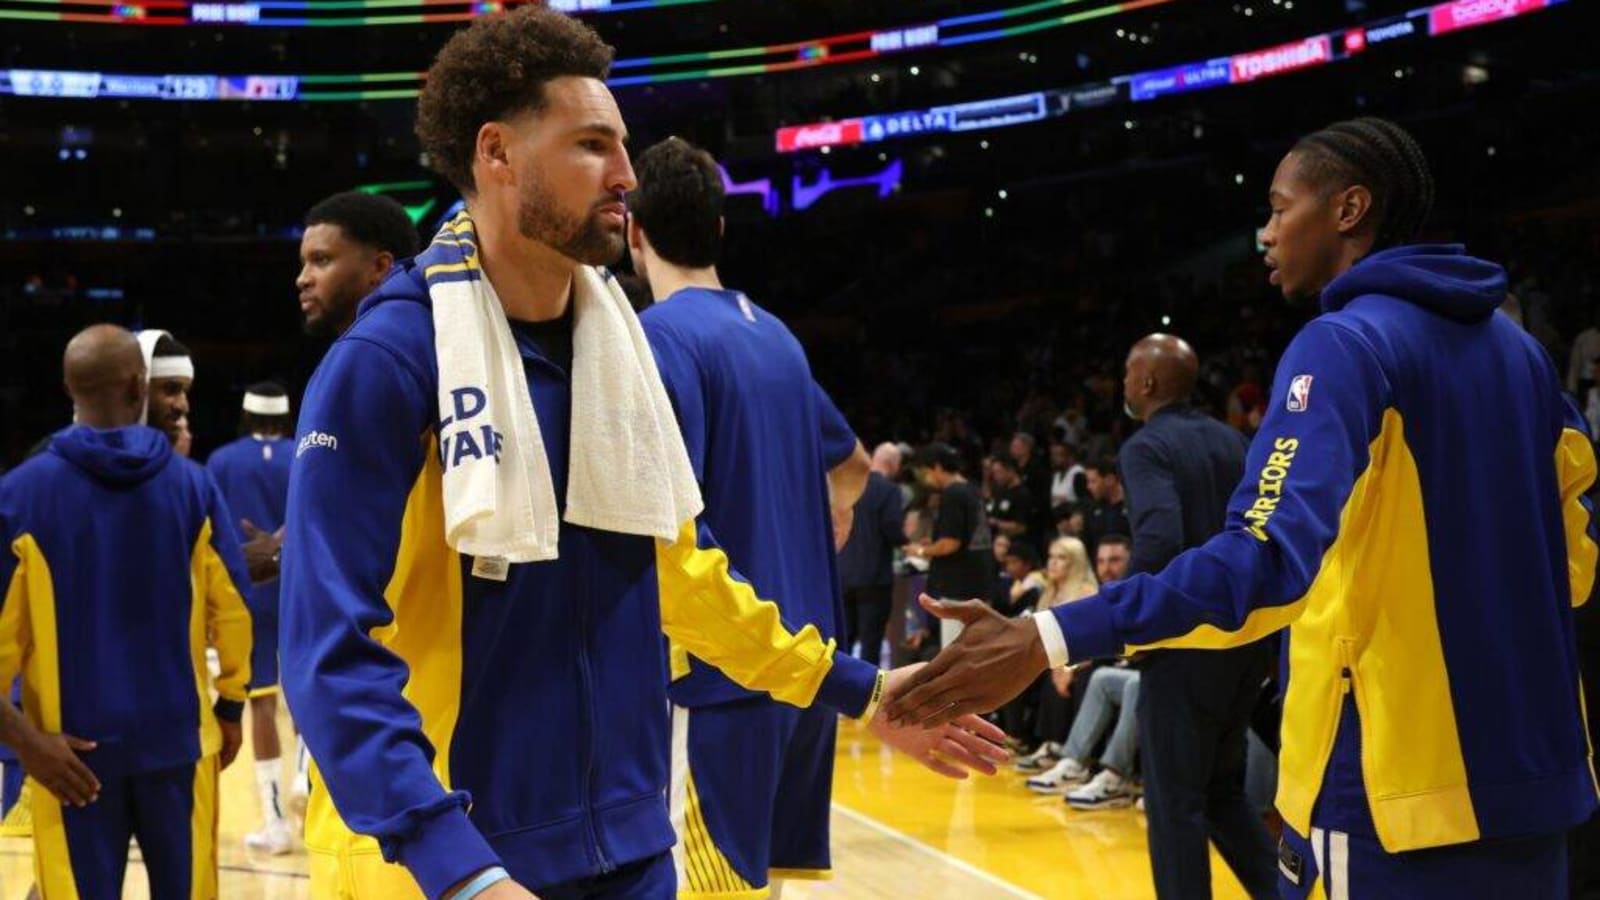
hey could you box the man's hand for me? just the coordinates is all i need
[219,720,243,771]
[16,729,99,807]
[870,664,1011,779]
[1050,666,1075,697]
[884,594,1051,728]
[240,518,285,584]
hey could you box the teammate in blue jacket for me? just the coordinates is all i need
[889,118,1598,899]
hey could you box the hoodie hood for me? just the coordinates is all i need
[49,424,174,487]
[1321,244,1506,322]
[356,260,431,320]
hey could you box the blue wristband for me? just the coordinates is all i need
[453,866,510,900]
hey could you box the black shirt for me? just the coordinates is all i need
[985,484,1036,537]
[508,301,576,376]
[1082,499,1130,558]
[928,479,993,600]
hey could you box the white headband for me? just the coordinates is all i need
[149,356,195,381]
[243,393,290,416]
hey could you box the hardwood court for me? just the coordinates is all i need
[0,713,1251,899]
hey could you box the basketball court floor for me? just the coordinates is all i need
[0,712,1252,899]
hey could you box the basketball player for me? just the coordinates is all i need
[281,10,1005,900]
[2,325,203,865]
[629,136,871,899]
[0,324,254,898]
[135,330,194,454]
[277,191,421,816]
[889,118,1597,897]
[206,381,296,855]
[298,191,421,338]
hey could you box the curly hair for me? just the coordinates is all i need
[416,7,615,193]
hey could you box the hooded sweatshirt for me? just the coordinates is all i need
[1048,245,1599,852]
[280,261,880,899]
[0,425,253,778]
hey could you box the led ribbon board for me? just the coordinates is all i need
[771,0,1566,153]
[0,0,1186,95]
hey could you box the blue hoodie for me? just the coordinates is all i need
[281,260,881,899]
[1050,245,1599,852]
[0,425,253,777]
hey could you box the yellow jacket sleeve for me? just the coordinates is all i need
[655,520,881,717]
[196,518,253,704]
[1556,419,1598,609]
[0,535,31,691]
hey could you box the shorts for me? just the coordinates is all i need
[248,595,280,697]
[669,699,837,899]
[1277,820,1567,899]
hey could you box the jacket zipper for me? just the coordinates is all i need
[576,545,614,875]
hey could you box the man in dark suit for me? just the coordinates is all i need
[1119,334,1278,900]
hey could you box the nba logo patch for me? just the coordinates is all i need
[1287,375,1313,412]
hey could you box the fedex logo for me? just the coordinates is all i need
[439,386,505,470]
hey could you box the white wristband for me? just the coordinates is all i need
[1032,610,1071,669]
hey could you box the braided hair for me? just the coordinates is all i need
[1291,117,1435,251]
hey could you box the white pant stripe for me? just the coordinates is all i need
[1329,831,1351,900]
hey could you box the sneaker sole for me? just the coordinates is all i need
[1066,794,1134,810]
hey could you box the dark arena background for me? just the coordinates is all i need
[1,0,1599,897]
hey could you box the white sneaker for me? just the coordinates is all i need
[1026,757,1088,793]
[1066,769,1133,810]
[244,823,294,856]
[1013,743,1060,773]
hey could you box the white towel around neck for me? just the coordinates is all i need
[424,212,701,564]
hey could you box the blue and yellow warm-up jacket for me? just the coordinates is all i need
[1052,245,1599,853]
[280,261,880,900]
[0,425,253,777]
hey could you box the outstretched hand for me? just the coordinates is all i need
[240,518,285,584]
[867,664,1011,779]
[882,594,1051,728]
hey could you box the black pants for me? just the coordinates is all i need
[1138,644,1279,900]
[842,584,892,667]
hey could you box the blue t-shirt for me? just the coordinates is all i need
[206,435,294,610]
[643,287,857,707]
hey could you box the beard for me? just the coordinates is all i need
[302,312,337,338]
[516,166,625,266]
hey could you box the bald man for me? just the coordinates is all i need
[1119,333,1278,899]
[0,324,252,900]
[839,442,908,667]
